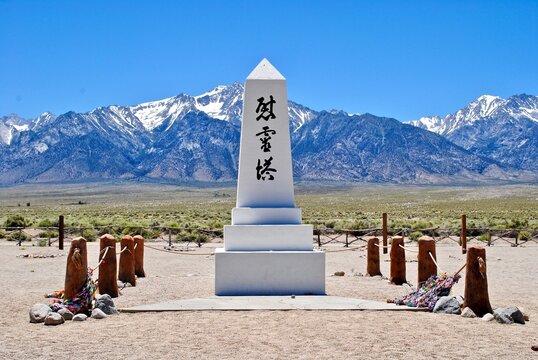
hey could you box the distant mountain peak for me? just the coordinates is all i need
[407,92,538,172]
[408,93,538,136]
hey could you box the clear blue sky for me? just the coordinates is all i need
[1,0,537,121]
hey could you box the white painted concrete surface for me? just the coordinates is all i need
[121,296,428,312]
[236,58,295,208]
[215,59,325,296]
[215,248,325,296]
[231,207,302,225]
[224,224,313,251]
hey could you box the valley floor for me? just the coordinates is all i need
[1,240,536,359]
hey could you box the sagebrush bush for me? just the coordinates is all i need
[4,215,28,228]
[37,219,58,228]
[37,230,59,238]
[8,231,30,242]
[518,231,532,241]
[479,233,491,242]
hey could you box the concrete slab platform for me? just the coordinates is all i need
[120,296,427,312]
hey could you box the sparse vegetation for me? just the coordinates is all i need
[4,215,28,229]
[37,230,59,238]
[0,184,535,239]
[37,219,59,228]
[518,230,532,241]
[479,233,491,242]
[8,231,30,242]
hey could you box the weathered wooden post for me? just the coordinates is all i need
[58,215,64,250]
[98,234,119,297]
[118,235,136,286]
[168,228,172,248]
[390,236,406,285]
[366,237,381,276]
[58,215,65,250]
[64,237,88,311]
[317,230,321,247]
[462,246,493,317]
[461,214,467,254]
[382,213,388,254]
[417,236,437,286]
[133,235,146,278]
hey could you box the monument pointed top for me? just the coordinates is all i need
[247,58,286,80]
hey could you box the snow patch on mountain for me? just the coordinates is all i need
[408,116,443,133]
[408,94,538,135]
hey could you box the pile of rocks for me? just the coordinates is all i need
[432,295,529,325]
[29,294,119,326]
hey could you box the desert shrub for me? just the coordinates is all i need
[479,233,491,242]
[409,231,423,241]
[411,220,432,230]
[0,230,5,239]
[176,230,210,245]
[206,220,224,230]
[4,215,28,229]
[37,230,59,238]
[121,227,161,240]
[518,231,532,241]
[80,229,97,242]
[8,231,30,242]
[37,239,48,247]
[37,219,59,228]
[507,218,528,229]
[323,220,336,229]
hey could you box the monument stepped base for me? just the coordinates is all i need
[215,248,325,296]
[224,224,313,251]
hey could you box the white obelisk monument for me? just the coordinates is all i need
[215,58,325,295]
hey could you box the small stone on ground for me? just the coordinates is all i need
[433,296,461,315]
[44,312,64,326]
[494,306,525,325]
[58,308,74,320]
[29,303,51,323]
[95,294,119,315]
[482,313,494,321]
[91,308,107,319]
[461,307,476,318]
[72,314,88,321]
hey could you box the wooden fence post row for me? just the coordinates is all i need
[49,213,535,250]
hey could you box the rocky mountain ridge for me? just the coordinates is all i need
[1,85,535,185]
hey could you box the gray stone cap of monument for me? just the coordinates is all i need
[247,58,286,80]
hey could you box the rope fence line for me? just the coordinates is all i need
[428,251,444,273]
[2,222,537,249]
[143,243,215,256]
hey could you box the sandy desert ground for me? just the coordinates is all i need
[0,240,536,360]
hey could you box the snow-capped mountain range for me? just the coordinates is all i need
[408,94,538,171]
[0,84,536,185]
